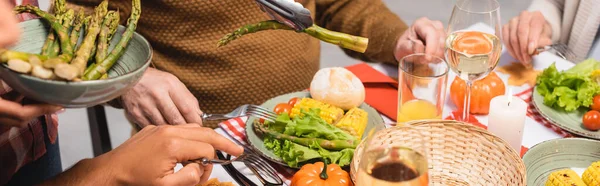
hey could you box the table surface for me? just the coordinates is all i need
[192,23,579,184]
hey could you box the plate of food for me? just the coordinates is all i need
[0,0,151,107]
[532,58,600,139]
[523,138,600,185]
[245,67,385,168]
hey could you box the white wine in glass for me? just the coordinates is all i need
[445,0,502,121]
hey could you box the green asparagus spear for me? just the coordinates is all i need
[41,0,66,56]
[253,121,359,151]
[0,49,48,63]
[54,0,108,80]
[53,0,67,15]
[83,0,141,80]
[96,11,119,63]
[70,10,86,51]
[47,9,75,57]
[217,20,369,53]
[14,5,73,66]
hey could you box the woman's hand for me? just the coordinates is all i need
[502,11,552,66]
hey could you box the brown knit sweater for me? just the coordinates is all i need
[67,0,407,128]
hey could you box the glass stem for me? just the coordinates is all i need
[462,81,473,122]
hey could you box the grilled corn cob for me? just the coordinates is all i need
[335,107,368,137]
[545,169,587,186]
[583,161,600,186]
[290,98,344,124]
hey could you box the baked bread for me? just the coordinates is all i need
[309,67,365,110]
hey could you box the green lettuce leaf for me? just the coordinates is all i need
[283,108,356,141]
[536,59,600,112]
[264,137,321,168]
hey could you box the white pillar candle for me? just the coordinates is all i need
[487,91,528,154]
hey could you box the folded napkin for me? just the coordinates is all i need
[345,63,408,121]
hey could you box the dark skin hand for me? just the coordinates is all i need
[0,0,62,128]
[42,124,243,186]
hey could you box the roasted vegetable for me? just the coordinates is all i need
[69,10,86,50]
[14,5,74,67]
[583,161,600,186]
[0,49,48,62]
[217,20,369,53]
[291,162,351,186]
[290,98,344,124]
[42,0,66,56]
[95,10,119,63]
[54,0,108,80]
[335,107,368,138]
[7,59,32,74]
[545,169,587,186]
[83,0,141,80]
[255,120,358,151]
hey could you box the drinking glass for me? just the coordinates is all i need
[397,53,449,123]
[445,0,502,121]
[356,124,429,186]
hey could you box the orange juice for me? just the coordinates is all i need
[397,99,441,123]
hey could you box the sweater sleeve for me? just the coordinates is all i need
[315,0,408,64]
[528,0,564,43]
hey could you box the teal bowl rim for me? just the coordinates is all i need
[522,137,600,159]
[0,20,153,85]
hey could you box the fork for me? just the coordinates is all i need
[240,145,283,185]
[201,104,277,122]
[536,43,576,60]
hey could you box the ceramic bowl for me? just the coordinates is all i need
[523,138,600,185]
[0,19,152,108]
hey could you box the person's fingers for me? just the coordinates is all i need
[517,12,533,63]
[502,23,517,60]
[20,104,63,118]
[527,12,545,55]
[509,17,523,62]
[200,164,213,183]
[0,116,26,128]
[127,107,152,128]
[414,23,439,60]
[538,37,552,47]
[139,98,168,125]
[157,96,186,125]
[170,83,203,126]
[168,127,244,156]
[159,163,202,186]
[0,1,21,47]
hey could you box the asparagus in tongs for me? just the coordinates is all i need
[83,0,141,80]
[54,0,108,80]
[14,5,74,69]
[217,20,369,53]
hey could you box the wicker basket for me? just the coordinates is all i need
[350,120,526,185]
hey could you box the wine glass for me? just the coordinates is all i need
[355,124,429,186]
[445,0,502,121]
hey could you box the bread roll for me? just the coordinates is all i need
[310,67,365,110]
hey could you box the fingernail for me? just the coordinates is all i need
[56,108,66,114]
[528,42,536,55]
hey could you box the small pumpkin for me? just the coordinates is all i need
[291,161,352,186]
[450,72,506,115]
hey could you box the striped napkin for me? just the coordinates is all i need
[219,118,296,185]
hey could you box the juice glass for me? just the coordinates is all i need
[397,53,449,123]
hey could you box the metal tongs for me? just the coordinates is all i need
[255,0,313,31]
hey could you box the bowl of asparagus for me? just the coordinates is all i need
[0,0,151,108]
